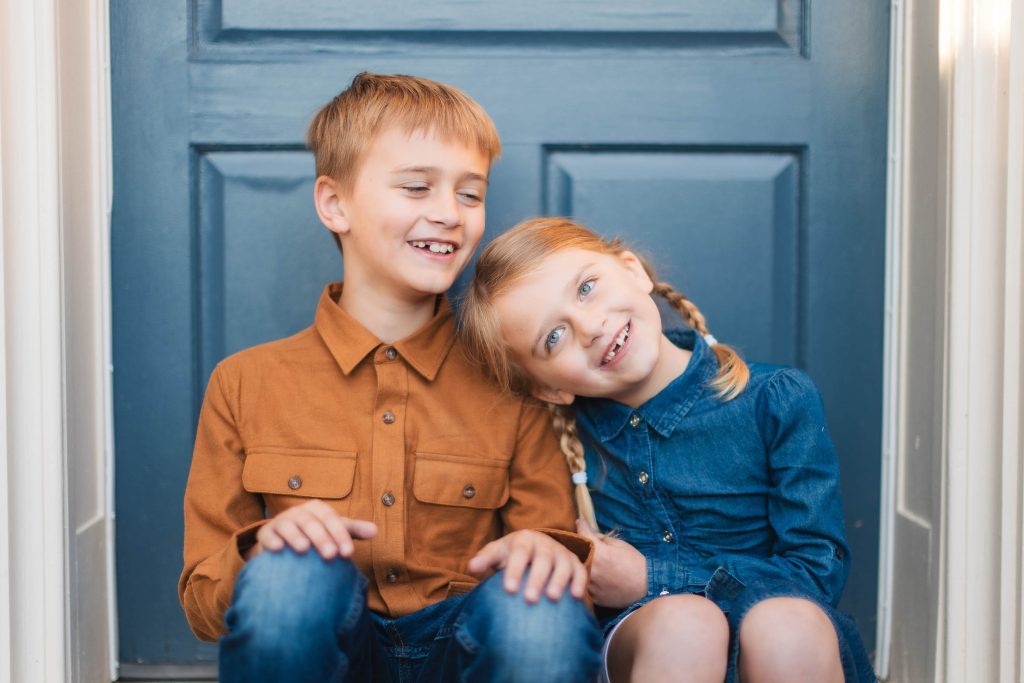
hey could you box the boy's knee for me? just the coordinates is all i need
[457,570,600,671]
[228,548,366,636]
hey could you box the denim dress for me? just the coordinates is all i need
[575,329,876,682]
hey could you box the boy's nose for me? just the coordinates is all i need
[427,192,461,228]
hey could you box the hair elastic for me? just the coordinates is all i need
[703,334,718,346]
[571,471,588,485]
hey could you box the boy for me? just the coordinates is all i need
[178,73,601,682]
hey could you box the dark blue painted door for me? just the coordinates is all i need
[112,0,890,667]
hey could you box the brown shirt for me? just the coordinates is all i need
[179,283,587,641]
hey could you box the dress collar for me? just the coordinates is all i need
[578,328,719,441]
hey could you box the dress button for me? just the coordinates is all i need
[661,530,674,543]
[382,411,395,424]
[638,471,649,485]
[386,569,399,583]
[462,484,476,499]
[385,347,397,360]
[629,413,641,428]
[287,475,302,490]
[381,491,396,507]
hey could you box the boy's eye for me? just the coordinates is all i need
[459,191,482,203]
[578,279,595,298]
[404,185,429,194]
[545,327,565,350]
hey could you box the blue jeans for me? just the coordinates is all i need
[219,547,602,682]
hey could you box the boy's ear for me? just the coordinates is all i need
[314,175,350,237]
[530,384,576,406]
[617,250,655,294]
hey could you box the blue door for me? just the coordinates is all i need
[112,0,890,670]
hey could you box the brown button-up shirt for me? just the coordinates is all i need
[179,283,587,641]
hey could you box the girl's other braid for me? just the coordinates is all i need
[549,404,598,530]
[651,280,750,401]
[653,282,708,336]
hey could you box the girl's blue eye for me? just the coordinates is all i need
[545,327,564,350]
[578,280,594,298]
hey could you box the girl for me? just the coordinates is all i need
[460,217,876,683]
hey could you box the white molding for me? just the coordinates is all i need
[940,0,1023,679]
[0,0,69,680]
[1,0,115,680]
[876,0,908,675]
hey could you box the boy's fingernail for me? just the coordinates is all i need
[340,543,353,555]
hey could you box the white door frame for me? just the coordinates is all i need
[0,0,116,681]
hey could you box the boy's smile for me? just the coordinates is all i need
[318,127,490,308]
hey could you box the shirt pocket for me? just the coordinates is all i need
[412,452,510,509]
[242,447,357,500]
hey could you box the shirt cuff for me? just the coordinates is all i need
[536,528,595,571]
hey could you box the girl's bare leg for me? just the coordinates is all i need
[738,597,843,683]
[606,594,728,683]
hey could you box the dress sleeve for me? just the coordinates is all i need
[178,362,267,641]
[721,369,851,606]
[502,398,594,568]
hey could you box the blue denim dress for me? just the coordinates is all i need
[575,329,876,682]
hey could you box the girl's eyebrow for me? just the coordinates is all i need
[530,262,595,355]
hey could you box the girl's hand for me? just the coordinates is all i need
[248,499,378,561]
[467,529,588,603]
[576,518,648,608]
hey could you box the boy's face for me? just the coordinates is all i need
[319,127,490,301]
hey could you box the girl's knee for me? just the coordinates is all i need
[739,597,841,675]
[611,595,728,678]
[640,594,729,646]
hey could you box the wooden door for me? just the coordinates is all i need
[111,0,890,669]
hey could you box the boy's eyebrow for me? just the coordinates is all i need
[391,165,489,185]
[531,262,595,356]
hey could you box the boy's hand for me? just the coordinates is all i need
[467,529,588,603]
[248,499,378,561]
[576,519,648,608]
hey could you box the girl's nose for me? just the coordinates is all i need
[574,311,606,348]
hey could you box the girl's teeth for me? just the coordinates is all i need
[603,324,631,364]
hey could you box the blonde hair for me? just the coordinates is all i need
[307,72,502,251]
[461,217,749,529]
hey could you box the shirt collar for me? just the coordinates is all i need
[314,282,457,381]
[578,328,719,441]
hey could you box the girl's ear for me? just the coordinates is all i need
[530,384,576,406]
[314,175,350,237]
[617,250,655,294]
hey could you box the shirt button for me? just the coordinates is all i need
[661,530,674,543]
[287,475,302,490]
[638,471,650,485]
[385,347,397,360]
[629,413,641,428]
[381,491,396,507]
[462,484,476,499]
[386,569,399,583]
[382,411,395,424]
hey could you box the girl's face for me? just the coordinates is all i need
[492,248,685,408]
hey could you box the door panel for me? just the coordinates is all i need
[112,0,890,666]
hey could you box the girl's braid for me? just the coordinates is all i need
[548,404,598,530]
